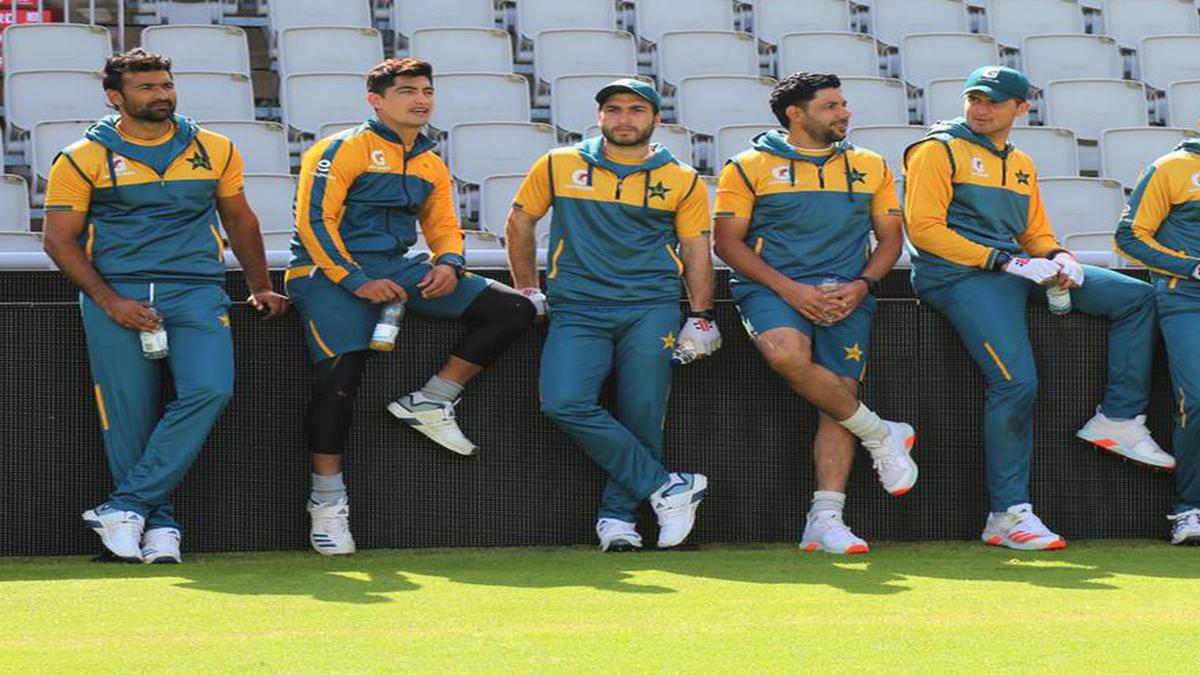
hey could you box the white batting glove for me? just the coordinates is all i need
[519,287,547,316]
[675,313,722,363]
[1052,251,1085,287]
[1003,256,1061,284]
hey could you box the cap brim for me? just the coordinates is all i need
[961,84,1016,102]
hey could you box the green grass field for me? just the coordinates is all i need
[2,541,1197,673]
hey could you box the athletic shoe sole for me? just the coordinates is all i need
[81,511,143,563]
[1076,433,1175,472]
[881,426,918,496]
[600,539,642,553]
[800,541,869,554]
[983,534,1067,551]
[386,402,478,456]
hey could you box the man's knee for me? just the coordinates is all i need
[756,329,813,373]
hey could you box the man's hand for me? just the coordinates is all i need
[519,287,548,317]
[354,279,408,303]
[777,279,836,323]
[822,280,870,322]
[417,264,458,299]
[102,296,161,332]
[247,290,290,319]
[677,313,722,360]
[1051,251,1084,289]
[1002,256,1061,284]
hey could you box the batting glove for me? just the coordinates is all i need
[1051,252,1085,287]
[519,287,547,316]
[1003,256,1061,284]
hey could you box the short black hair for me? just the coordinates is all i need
[367,58,433,95]
[769,72,842,127]
[103,47,172,92]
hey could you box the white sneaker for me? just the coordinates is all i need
[387,392,478,456]
[141,527,182,564]
[981,504,1066,551]
[799,510,869,554]
[863,420,918,495]
[1168,509,1200,545]
[596,518,643,552]
[1076,408,1175,470]
[649,472,707,548]
[82,507,145,562]
[307,498,356,556]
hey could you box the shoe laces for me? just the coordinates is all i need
[810,510,853,538]
[317,512,350,536]
[871,448,904,477]
[1005,508,1052,535]
[1167,509,1200,531]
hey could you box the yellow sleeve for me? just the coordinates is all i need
[512,153,553,217]
[674,173,711,238]
[416,158,465,263]
[713,160,755,219]
[871,160,901,217]
[1115,162,1200,277]
[294,138,370,290]
[216,142,245,198]
[1015,175,1062,257]
[44,153,93,212]
[903,140,998,269]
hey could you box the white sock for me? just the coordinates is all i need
[837,403,889,443]
[310,472,347,505]
[810,491,846,517]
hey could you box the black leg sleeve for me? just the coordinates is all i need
[305,350,371,455]
[450,286,537,366]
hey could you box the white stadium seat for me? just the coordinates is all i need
[173,72,255,121]
[1102,0,1199,49]
[584,124,695,164]
[658,31,759,88]
[1039,177,1126,266]
[479,173,525,240]
[281,73,374,135]
[1100,127,1199,188]
[517,0,617,43]
[701,175,719,224]
[141,25,250,75]
[154,1,223,25]
[848,125,926,174]
[410,28,512,75]
[5,71,108,137]
[839,77,910,126]
[267,0,371,34]
[259,230,295,251]
[201,121,290,174]
[1043,79,1149,140]
[778,32,879,80]
[985,0,1083,48]
[1020,34,1122,87]
[1138,35,1200,92]
[2,24,110,73]
[238,173,297,235]
[924,77,968,124]
[869,0,969,47]
[448,122,557,185]
[393,0,496,40]
[714,124,779,167]
[535,30,637,87]
[752,0,852,46]
[317,121,362,140]
[430,73,530,132]
[901,33,999,90]
[0,175,31,233]
[635,0,735,45]
[277,27,383,79]
[0,232,43,253]
[30,120,93,182]
[552,74,642,135]
[1007,127,1079,177]
[1168,80,1200,128]
[675,76,778,135]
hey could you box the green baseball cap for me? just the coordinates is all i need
[962,65,1032,102]
[595,78,661,112]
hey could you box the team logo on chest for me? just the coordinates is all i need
[971,156,989,177]
[1190,172,1200,190]
[770,165,792,184]
[186,150,211,171]
[368,149,391,171]
[647,180,671,200]
[110,155,134,176]
[567,168,593,190]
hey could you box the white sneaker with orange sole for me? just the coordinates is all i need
[800,510,869,554]
[982,504,1066,551]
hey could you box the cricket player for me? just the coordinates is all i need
[904,65,1171,550]
[1114,139,1200,545]
[42,48,288,563]
[713,72,916,554]
[505,79,719,551]
[286,58,535,555]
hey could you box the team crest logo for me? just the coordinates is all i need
[1191,172,1200,189]
[971,156,988,177]
[567,168,593,190]
[371,150,387,166]
[186,150,211,171]
[770,165,791,183]
[981,67,1002,80]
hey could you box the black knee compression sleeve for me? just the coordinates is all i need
[305,351,370,455]
[451,286,537,366]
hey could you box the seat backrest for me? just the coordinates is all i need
[552,74,642,134]
[1139,35,1200,91]
[1038,177,1127,240]
[869,0,969,47]
[1103,0,1199,48]
[277,27,384,79]
[847,125,926,174]
[923,77,968,124]
[174,72,256,122]
[282,73,374,135]
[1043,78,1149,140]
[0,176,31,233]
[535,30,637,85]
[1100,127,1199,188]
[141,25,250,75]
[901,32,999,90]
[430,73,530,132]
[635,0,734,45]
[714,124,778,167]
[5,71,108,133]
[2,24,110,74]
[778,32,879,79]
[675,75,779,135]
[268,0,371,33]
[393,0,495,37]
[658,30,760,87]
[1020,34,1122,87]
[753,0,851,46]
[411,28,513,75]
[1008,126,1079,177]
[1168,80,1200,128]
[478,173,527,238]
[317,121,363,140]
[839,76,910,126]
[31,120,93,182]
[517,0,617,41]
[986,0,1083,48]
[448,122,558,184]
[201,121,290,174]
[239,173,297,233]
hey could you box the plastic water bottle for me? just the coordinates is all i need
[369,301,406,351]
[139,306,168,360]
[1047,285,1072,315]
[671,341,698,365]
[815,276,843,327]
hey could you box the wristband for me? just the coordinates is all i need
[991,251,1013,271]
[688,310,716,320]
[854,276,880,296]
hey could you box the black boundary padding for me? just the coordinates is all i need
[0,269,1177,556]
